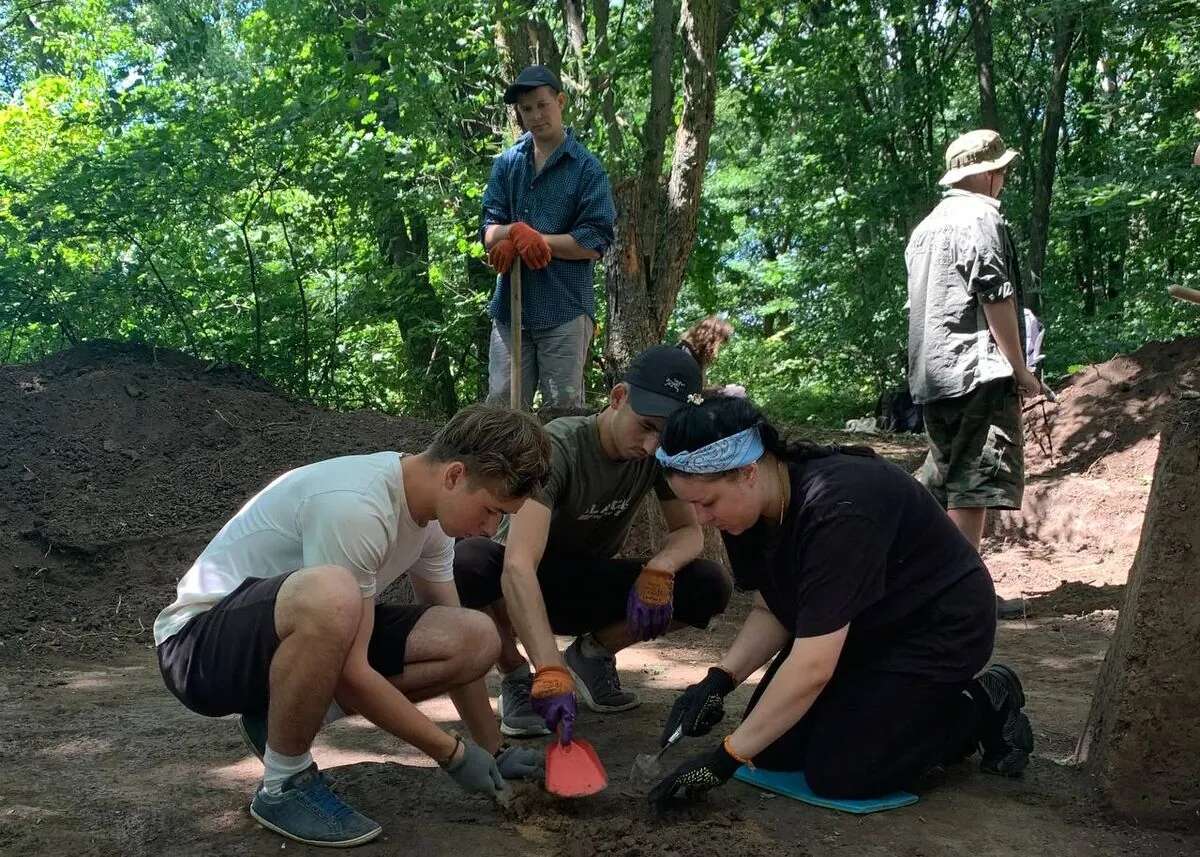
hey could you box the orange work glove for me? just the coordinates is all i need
[487,238,516,273]
[634,567,675,606]
[508,222,552,270]
[627,566,675,641]
[531,665,577,742]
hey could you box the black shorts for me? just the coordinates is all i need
[157,571,429,718]
[453,538,731,635]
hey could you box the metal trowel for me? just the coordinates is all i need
[629,724,684,790]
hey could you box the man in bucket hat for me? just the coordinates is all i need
[905,130,1041,620]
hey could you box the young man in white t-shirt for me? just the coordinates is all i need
[154,405,550,848]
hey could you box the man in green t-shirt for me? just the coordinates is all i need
[454,345,732,737]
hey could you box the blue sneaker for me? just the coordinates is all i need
[238,714,267,761]
[249,764,382,847]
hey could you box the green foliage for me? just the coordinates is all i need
[679,0,1200,425]
[1,0,1199,427]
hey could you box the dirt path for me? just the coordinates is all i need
[2,594,1195,857]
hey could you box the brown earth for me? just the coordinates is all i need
[985,336,1200,610]
[2,339,1200,855]
[1078,399,1200,825]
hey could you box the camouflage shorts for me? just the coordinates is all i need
[917,379,1024,510]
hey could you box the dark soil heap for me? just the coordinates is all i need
[0,341,438,660]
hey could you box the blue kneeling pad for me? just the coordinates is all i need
[733,766,918,814]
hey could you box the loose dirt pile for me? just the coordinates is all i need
[985,336,1200,607]
[5,335,1198,659]
[0,341,438,659]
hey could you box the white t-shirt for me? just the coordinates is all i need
[153,452,453,645]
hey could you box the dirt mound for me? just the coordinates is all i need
[985,336,1200,599]
[0,341,438,660]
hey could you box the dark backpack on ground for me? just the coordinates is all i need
[876,388,924,434]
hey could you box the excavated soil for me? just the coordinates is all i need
[3,339,1200,856]
[0,341,437,660]
[984,336,1200,609]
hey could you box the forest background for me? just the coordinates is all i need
[2,0,1198,424]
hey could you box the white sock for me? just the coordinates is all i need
[262,745,314,795]
[322,701,347,726]
[579,633,611,660]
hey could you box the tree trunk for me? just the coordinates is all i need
[969,0,1001,131]
[280,218,311,399]
[467,255,496,402]
[1077,403,1200,827]
[1074,224,1095,317]
[1026,11,1079,315]
[602,0,739,375]
[238,222,264,373]
[1072,24,1101,316]
[384,210,459,416]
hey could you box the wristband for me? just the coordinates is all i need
[723,735,754,769]
[438,734,464,768]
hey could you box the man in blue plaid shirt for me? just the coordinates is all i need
[481,65,616,409]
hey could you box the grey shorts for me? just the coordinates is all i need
[486,314,594,409]
[917,379,1025,510]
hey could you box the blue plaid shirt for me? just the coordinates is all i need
[482,129,616,329]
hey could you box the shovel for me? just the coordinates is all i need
[509,259,522,410]
[545,726,608,798]
[628,725,684,791]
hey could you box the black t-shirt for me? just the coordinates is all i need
[722,450,995,682]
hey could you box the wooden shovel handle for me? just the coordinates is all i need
[510,260,523,409]
[1168,284,1200,306]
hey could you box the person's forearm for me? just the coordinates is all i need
[484,223,511,248]
[499,563,564,669]
[647,524,705,574]
[336,667,457,762]
[726,652,829,758]
[545,233,601,260]
[450,678,502,754]
[982,297,1027,375]
[718,603,790,683]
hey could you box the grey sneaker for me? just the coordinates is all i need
[564,636,639,713]
[996,595,1026,620]
[250,764,382,847]
[975,664,1034,777]
[499,664,551,737]
[238,713,267,761]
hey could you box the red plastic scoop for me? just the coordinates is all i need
[545,729,608,798]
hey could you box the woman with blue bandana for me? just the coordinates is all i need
[647,395,1035,809]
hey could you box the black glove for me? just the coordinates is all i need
[648,742,741,810]
[661,666,736,745]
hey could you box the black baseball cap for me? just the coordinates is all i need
[504,65,563,104]
[623,345,702,418]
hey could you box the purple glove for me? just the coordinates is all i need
[627,566,675,642]
[530,665,577,743]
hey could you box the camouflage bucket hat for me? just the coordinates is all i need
[939,129,1020,186]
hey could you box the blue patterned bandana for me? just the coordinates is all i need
[655,426,765,474]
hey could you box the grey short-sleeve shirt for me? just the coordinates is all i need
[905,189,1026,404]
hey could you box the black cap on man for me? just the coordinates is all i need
[504,65,563,104]
[624,345,702,418]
